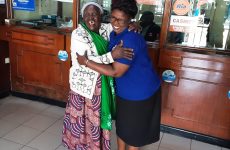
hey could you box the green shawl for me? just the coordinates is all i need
[81,22,116,130]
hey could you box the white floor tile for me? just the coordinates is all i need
[0,119,20,137]
[191,140,221,150]
[0,97,31,114]
[1,110,36,124]
[21,101,50,114]
[141,132,163,150]
[4,96,32,105]
[0,110,10,119]
[46,119,63,135]
[0,96,20,104]
[0,138,23,150]
[1,96,228,150]
[0,102,20,114]
[0,97,8,104]
[159,133,191,150]
[141,144,159,150]
[3,125,42,145]
[27,132,61,150]
[56,144,68,150]
[111,133,117,150]
[20,146,38,150]
[111,121,117,150]
[158,146,173,150]
[40,105,65,119]
[23,114,58,131]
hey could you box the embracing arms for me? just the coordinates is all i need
[78,55,129,77]
[77,41,132,77]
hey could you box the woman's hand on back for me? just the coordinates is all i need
[111,40,134,60]
[128,21,141,33]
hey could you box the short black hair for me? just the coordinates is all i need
[141,11,154,20]
[111,0,138,18]
[142,11,153,17]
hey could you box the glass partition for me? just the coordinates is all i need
[136,0,165,43]
[167,0,230,51]
[13,0,73,28]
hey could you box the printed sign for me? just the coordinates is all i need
[136,0,162,5]
[12,0,35,11]
[70,66,99,99]
[169,26,195,33]
[173,0,190,16]
[170,15,198,27]
[169,15,198,33]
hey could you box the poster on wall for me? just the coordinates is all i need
[0,0,5,4]
[12,0,35,11]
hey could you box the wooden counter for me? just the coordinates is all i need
[159,48,230,141]
[5,25,71,102]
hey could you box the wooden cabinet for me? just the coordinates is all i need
[9,27,70,102]
[148,44,160,71]
[158,49,230,140]
[0,25,11,41]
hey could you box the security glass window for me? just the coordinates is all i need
[167,0,230,51]
[13,0,73,28]
[136,0,165,43]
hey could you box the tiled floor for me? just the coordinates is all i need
[0,96,229,150]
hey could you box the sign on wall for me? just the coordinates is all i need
[12,0,35,11]
[169,15,198,33]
